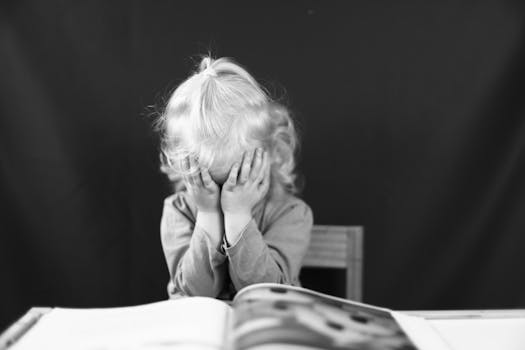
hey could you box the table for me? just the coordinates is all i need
[2,308,525,349]
[403,309,525,350]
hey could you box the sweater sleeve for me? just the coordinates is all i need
[160,194,227,298]
[223,199,313,291]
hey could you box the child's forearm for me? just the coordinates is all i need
[195,211,224,248]
[224,212,252,245]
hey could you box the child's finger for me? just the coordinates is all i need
[238,151,253,185]
[254,151,269,184]
[250,148,263,181]
[183,157,194,186]
[182,174,192,190]
[200,167,215,189]
[258,165,270,194]
[224,162,240,189]
[189,157,203,187]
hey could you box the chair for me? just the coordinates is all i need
[301,225,364,301]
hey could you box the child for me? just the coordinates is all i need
[157,56,313,299]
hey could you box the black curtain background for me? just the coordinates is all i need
[2,1,525,329]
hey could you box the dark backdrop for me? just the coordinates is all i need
[2,1,525,329]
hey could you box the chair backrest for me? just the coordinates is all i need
[301,225,364,301]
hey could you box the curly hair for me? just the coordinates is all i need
[156,56,301,195]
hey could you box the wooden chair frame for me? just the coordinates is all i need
[302,225,364,301]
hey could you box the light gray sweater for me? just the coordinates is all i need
[160,190,313,299]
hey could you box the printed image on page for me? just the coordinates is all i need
[231,285,418,350]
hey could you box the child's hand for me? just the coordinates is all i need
[183,157,221,213]
[221,148,270,216]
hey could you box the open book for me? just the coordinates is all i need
[9,283,450,350]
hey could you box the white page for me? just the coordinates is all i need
[12,298,231,350]
[391,312,452,350]
[428,318,525,350]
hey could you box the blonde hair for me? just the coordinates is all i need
[156,56,300,194]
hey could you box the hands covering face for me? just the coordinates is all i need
[183,156,221,213]
[221,148,270,216]
[184,148,270,215]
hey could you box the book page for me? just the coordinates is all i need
[391,312,451,350]
[230,283,421,350]
[12,298,231,350]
